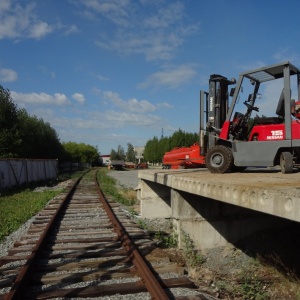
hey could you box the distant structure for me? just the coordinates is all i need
[134,146,144,163]
[100,147,145,166]
[100,154,111,166]
[161,128,164,139]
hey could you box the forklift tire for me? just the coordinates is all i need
[206,145,233,173]
[280,152,293,174]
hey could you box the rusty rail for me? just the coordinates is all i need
[95,171,170,300]
[4,176,82,300]
[3,172,169,299]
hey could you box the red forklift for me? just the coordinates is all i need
[201,61,300,173]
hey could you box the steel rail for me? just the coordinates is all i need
[95,171,170,300]
[4,176,82,300]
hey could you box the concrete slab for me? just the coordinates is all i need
[138,168,300,222]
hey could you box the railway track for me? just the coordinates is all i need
[0,170,214,299]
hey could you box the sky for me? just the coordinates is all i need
[1,0,300,155]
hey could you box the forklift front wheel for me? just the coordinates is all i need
[280,152,293,174]
[206,145,233,173]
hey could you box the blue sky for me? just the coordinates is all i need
[1,0,300,155]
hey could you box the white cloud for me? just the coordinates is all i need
[0,1,53,40]
[0,67,18,82]
[41,108,161,131]
[81,0,128,15]
[238,61,268,73]
[11,91,71,106]
[72,93,85,104]
[75,0,130,26]
[104,110,161,126]
[143,2,184,29]
[97,74,109,81]
[38,66,56,79]
[102,91,156,113]
[0,0,11,11]
[127,98,156,113]
[53,116,102,129]
[83,0,199,61]
[96,31,183,61]
[28,107,55,119]
[273,48,300,66]
[63,24,79,35]
[139,64,197,89]
[29,22,53,39]
[157,102,173,109]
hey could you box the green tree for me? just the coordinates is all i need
[117,145,125,160]
[158,136,171,159]
[17,109,63,159]
[110,145,125,160]
[169,128,186,149]
[62,142,99,164]
[144,130,199,163]
[144,136,160,162]
[0,84,99,162]
[185,132,199,146]
[110,149,118,160]
[126,143,136,162]
[0,85,21,157]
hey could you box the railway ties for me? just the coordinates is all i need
[0,170,213,300]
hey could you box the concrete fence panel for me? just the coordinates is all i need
[0,159,58,190]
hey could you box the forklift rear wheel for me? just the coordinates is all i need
[280,152,293,174]
[206,145,233,173]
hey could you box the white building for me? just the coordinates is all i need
[100,154,111,166]
[134,146,144,163]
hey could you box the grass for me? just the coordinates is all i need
[240,274,269,300]
[0,187,62,242]
[96,168,137,206]
[154,230,178,248]
[0,171,83,243]
[181,229,206,267]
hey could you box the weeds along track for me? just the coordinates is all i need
[0,170,212,300]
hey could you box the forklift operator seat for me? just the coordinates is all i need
[252,88,287,126]
[275,88,295,119]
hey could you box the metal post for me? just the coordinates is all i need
[283,64,291,140]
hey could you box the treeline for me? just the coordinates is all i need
[110,143,136,162]
[143,129,199,163]
[110,131,199,165]
[109,131,199,165]
[0,85,100,165]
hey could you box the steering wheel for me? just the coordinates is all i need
[244,101,259,112]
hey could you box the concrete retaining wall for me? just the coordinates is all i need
[138,169,298,250]
[171,189,289,250]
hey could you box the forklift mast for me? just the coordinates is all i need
[209,75,229,128]
[206,75,236,149]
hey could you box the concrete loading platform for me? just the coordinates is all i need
[137,168,300,250]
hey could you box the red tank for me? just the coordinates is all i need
[162,143,205,169]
